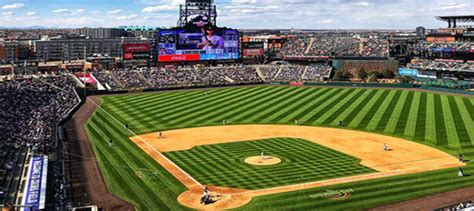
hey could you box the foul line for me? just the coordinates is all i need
[87,97,204,189]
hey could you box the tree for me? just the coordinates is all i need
[382,69,394,79]
[358,69,368,80]
[333,71,343,81]
[368,73,379,82]
[333,70,353,81]
[342,71,353,81]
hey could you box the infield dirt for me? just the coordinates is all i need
[130,125,464,210]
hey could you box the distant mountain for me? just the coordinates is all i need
[0,26,50,30]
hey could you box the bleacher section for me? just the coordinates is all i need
[91,64,332,91]
[0,75,80,209]
[281,36,389,58]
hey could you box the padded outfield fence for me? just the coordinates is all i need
[76,81,474,100]
[290,82,474,96]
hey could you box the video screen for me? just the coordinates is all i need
[158,16,239,62]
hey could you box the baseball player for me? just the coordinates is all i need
[458,167,464,177]
[383,143,389,152]
[294,119,298,125]
[459,154,464,163]
[157,132,162,139]
[109,139,113,147]
[223,119,226,125]
[261,151,265,160]
[201,186,211,205]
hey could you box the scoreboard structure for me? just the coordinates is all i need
[158,13,239,63]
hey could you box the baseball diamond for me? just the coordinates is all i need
[163,138,376,190]
[84,85,474,210]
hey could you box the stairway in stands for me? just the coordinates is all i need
[301,66,310,80]
[255,66,266,81]
[305,38,315,55]
[272,65,285,80]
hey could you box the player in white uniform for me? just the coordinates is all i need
[458,167,464,177]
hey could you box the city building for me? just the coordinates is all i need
[0,41,32,64]
[120,26,160,39]
[72,28,126,39]
[35,38,123,61]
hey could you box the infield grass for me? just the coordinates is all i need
[164,138,375,190]
[85,86,474,210]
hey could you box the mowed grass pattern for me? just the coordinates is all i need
[164,138,375,190]
[85,86,474,210]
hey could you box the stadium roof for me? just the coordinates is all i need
[436,15,474,23]
[435,15,474,28]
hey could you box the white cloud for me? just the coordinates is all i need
[117,14,138,20]
[1,0,472,29]
[141,0,183,13]
[2,3,24,9]
[353,2,370,6]
[142,5,176,13]
[430,2,471,11]
[107,9,122,14]
[1,11,14,16]
[53,8,85,14]
[53,8,70,13]
[143,16,160,20]
[26,11,37,16]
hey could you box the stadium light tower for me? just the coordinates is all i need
[178,0,217,27]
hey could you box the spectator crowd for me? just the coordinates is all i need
[92,64,332,91]
[281,36,389,58]
[415,42,474,52]
[95,65,262,90]
[0,74,80,206]
[408,59,474,72]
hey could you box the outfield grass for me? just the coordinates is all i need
[85,86,474,210]
[164,138,375,190]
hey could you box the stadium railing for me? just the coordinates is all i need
[279,81,474,96]
[299,82,415,88]
[79,82,265,97]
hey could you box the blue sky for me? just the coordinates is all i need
[0,0,473,29]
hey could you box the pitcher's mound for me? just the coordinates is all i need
[245,156,281,166]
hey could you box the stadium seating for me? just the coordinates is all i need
[258,65,281,81]
[91,64,332,90]
[408,59,474,72]
[280,35,389,58]
[302,64,333,81]
[0,75,80,206]
[274,65,306,81]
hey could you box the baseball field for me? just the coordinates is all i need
[84,85,474,210]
